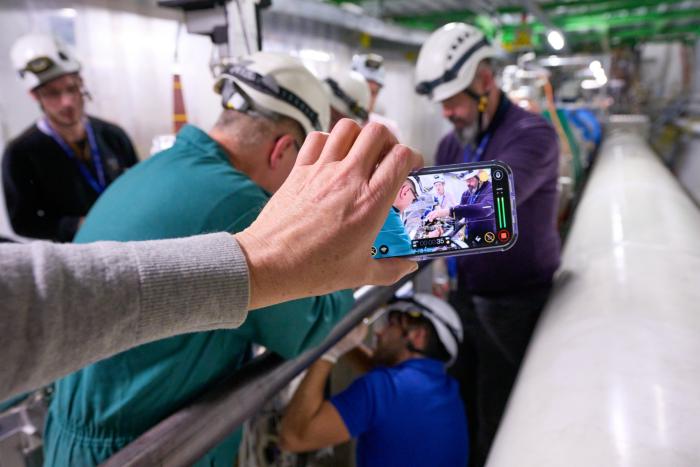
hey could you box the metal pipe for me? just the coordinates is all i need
[266,0,429,46]
[487,125,700,466]
[103,266,425,466]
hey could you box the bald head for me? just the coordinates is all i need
[209,109,306,193]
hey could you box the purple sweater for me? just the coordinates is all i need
[436,97,561,294]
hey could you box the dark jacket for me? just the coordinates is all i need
[2,116,138,241]
[452,180,496,244]
[436,96,561,294]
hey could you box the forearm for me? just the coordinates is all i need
[0,233,249,400]
[452,203,493,219]
[281,360,334,436]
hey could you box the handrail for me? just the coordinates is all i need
[103,266,426,466]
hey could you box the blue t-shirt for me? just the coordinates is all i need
[331,358,468,467]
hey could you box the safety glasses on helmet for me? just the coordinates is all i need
[217,64,322,133]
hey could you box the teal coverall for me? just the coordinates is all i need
[43,125,354,466]
[372,207,413,258]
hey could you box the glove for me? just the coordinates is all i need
[321,323,368,364]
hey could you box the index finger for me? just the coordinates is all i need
[369,143,424,205]
[343,122,398,179]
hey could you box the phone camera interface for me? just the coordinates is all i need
[372,165,514,259]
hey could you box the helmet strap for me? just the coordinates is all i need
[464,88,488,136]
[399,320,429,358]
[402,331,427,358]
[81,87,93,102]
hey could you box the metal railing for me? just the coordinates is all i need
[103,266,426,466]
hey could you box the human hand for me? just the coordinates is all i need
[427,226,443,238]
[426,208,449,222]
[321,323,369,364]
[235,119,424,310]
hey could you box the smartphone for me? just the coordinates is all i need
[371,161,517,260]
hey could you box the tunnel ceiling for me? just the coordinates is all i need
[323,0,700,52]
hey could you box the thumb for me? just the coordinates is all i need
[366,258,419,286]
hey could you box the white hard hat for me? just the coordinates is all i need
[406,175,421,196]
[462,169,480,180]
[388,293,463,366]
[431,174,445,185]
[214,51,330,134]
[11,33,81,91]
[414,23,498,103]
[352,53,385,87]
[323,70,370,123]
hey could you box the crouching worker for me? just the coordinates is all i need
[280,293,469,467]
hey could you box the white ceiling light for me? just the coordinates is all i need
[298,49,332,62]
[58,8,77,18]
[547,30,565,51]
[581,79,603,89]
[587,59,608,87]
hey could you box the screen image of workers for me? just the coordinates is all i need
[406,168,497,251]
[372,165,514,259]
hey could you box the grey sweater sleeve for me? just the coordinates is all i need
[0,232,249,401]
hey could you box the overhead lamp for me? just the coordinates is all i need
[58,8,77,18]
[547,30,565,51]
[298,49,332,62]
[548,55,562,66]
[587,59,607,86]
[581,79,603,90]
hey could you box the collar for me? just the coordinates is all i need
[37,116,90,139]
[176,124,231,165]
[396,357,446,374]
[176,124,273,198]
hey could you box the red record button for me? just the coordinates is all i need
[498,230,510,242]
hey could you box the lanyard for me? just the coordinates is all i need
[42,118,107,194]
[460,95,512,164]
[461,132,491,163]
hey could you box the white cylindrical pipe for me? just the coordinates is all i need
[487,129,700,467]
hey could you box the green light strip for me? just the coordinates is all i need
[500,198,506,228]
[496,197,504,228]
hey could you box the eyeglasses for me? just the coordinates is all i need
[21,56,55,75]
[218,65,322,132]
[363,54,384,70]
[35,83,84,102]
[371,309,423,331]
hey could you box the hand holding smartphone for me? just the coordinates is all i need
[372,161,517,260]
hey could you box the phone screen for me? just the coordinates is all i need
[372,161,517,260]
